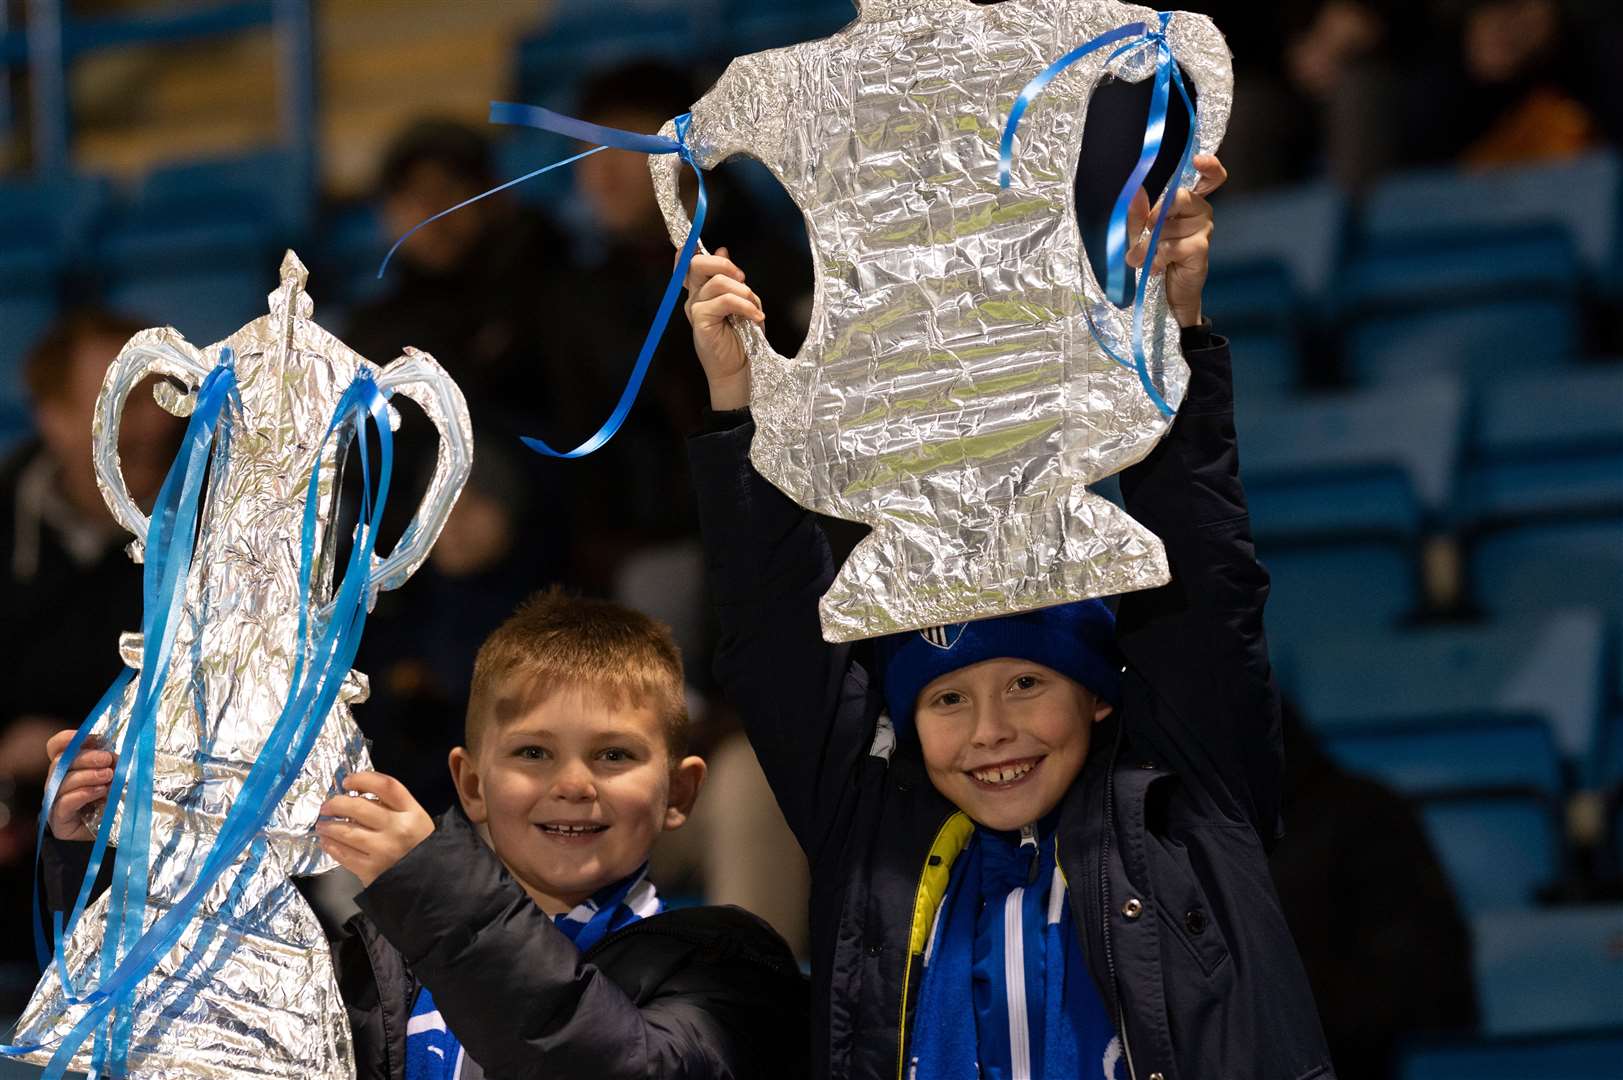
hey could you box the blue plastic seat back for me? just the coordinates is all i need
[1324,715,1564,798]
[106,266,275,347]
[515,2,702,106]
[1202,262,1295,334]
[0,172,111,257]
[1420,795,1560,912]
[137,149,307,237]
[1348,299,1579,386]
[1362,153,1622,283]
[1238,377,1463,540]
[1209,181,1348,309]
[1288,610,1607,767]
[1466,368,1623,522]
[1472,523,1623,623]
[0,288,60,415]
[1400,1033,1623,1080]
[1223,328,1299,398]
[1472,906,1623,1037]
[1260,541,1417,646]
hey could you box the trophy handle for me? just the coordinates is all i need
[93,328,215,561]
[367,348,473,597]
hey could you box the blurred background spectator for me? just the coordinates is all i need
[0,307,179,1009]
[3,0,1623,1073]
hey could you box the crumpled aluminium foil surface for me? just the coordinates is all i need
[13,252,473,1079]
[654,0,1231,641]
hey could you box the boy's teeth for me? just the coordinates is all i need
[543,823,604,834]
[972,760,1035,784]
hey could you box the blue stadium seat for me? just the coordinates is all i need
[1362,153,1622,286]
[1202,260,1294,335]
[1209,181,1348,309]
[514,2,702,108]
[1287,610,1608,770]
[0,278,60,416]
[1324,715,1564,798]
[1472,906,1623,1037]
[1418,795,1562,911]
[1223,327,1299,398]
[1260,542,1417,645]
[105,263,277,347]
[1237,378,1463,640]
[1472,522,1623,622]
[1401,1032,1623,1080]
[0,172,111,259]
[724,1,856,54]
[1240,377,1462,534]
[136,149,308,238]
[1342,229,1581,384]
[1466,368,1623,523]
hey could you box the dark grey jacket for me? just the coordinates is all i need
[44,806,808,1080]
[687,336,1336,1080]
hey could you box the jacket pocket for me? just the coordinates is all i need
[1137,775,1232,977]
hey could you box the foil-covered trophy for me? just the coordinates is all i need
[653,0,1230,641]
[7,253,473,1079]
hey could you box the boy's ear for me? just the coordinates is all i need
[449,746,489,825]
[662,755,707,832]
[1092,699,1115,724]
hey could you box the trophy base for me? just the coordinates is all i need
[12,857,355,1080]
[817,485,1169,642]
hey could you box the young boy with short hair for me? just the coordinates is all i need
[44,589,806,1080]
[680,155,1337,1080]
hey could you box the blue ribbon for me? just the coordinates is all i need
[378,101,708,460]
[999,12,1197,418]
[4,368,394,1079]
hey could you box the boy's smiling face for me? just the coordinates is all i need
[450,679,704,915]
[913,658,1113,832]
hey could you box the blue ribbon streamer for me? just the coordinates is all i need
[377,101,708,460]
[3,368,394,1079]
[999,12,1196,418]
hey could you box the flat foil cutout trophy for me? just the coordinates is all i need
[653,0,1231,641]
[9,253,473,1079]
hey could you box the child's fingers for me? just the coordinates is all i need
[316,832,369,871]
[1191,154,1228,196]
[694,274,762,311]
[340,771,414,811]
[683,252,745,293]
[53,783,110,819]
[314,818,377,852]
[692,294,766,326]
[56,765,114,796]
[45,729,78,762]
[319,792,393,830]
[1150,233,1212,276]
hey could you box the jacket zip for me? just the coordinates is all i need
[895,811,973,1080]
[1098,728,1139,1080]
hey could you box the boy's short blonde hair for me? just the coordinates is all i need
[465,588,689,756]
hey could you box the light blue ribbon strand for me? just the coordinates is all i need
[998,12,1196,418]
[487,103,706,460]
[378,101,707,460]
[4,368,394,1080]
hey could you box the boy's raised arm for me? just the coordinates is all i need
[683,250,877,868]
[1114,335,1284,843]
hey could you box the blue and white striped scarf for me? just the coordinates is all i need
[909,827,1123,1080]
[405,863,662,1080]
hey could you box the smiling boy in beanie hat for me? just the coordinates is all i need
[682,154,1335,1080]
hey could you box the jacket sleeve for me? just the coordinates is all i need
[1114,336,1285,843]
[38,835,108,916]
[355,814,793,1080]
[686,417,875,868]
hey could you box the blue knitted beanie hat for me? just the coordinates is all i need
[874,600,1122,732]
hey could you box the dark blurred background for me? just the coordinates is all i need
[2,2,1622,1077]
